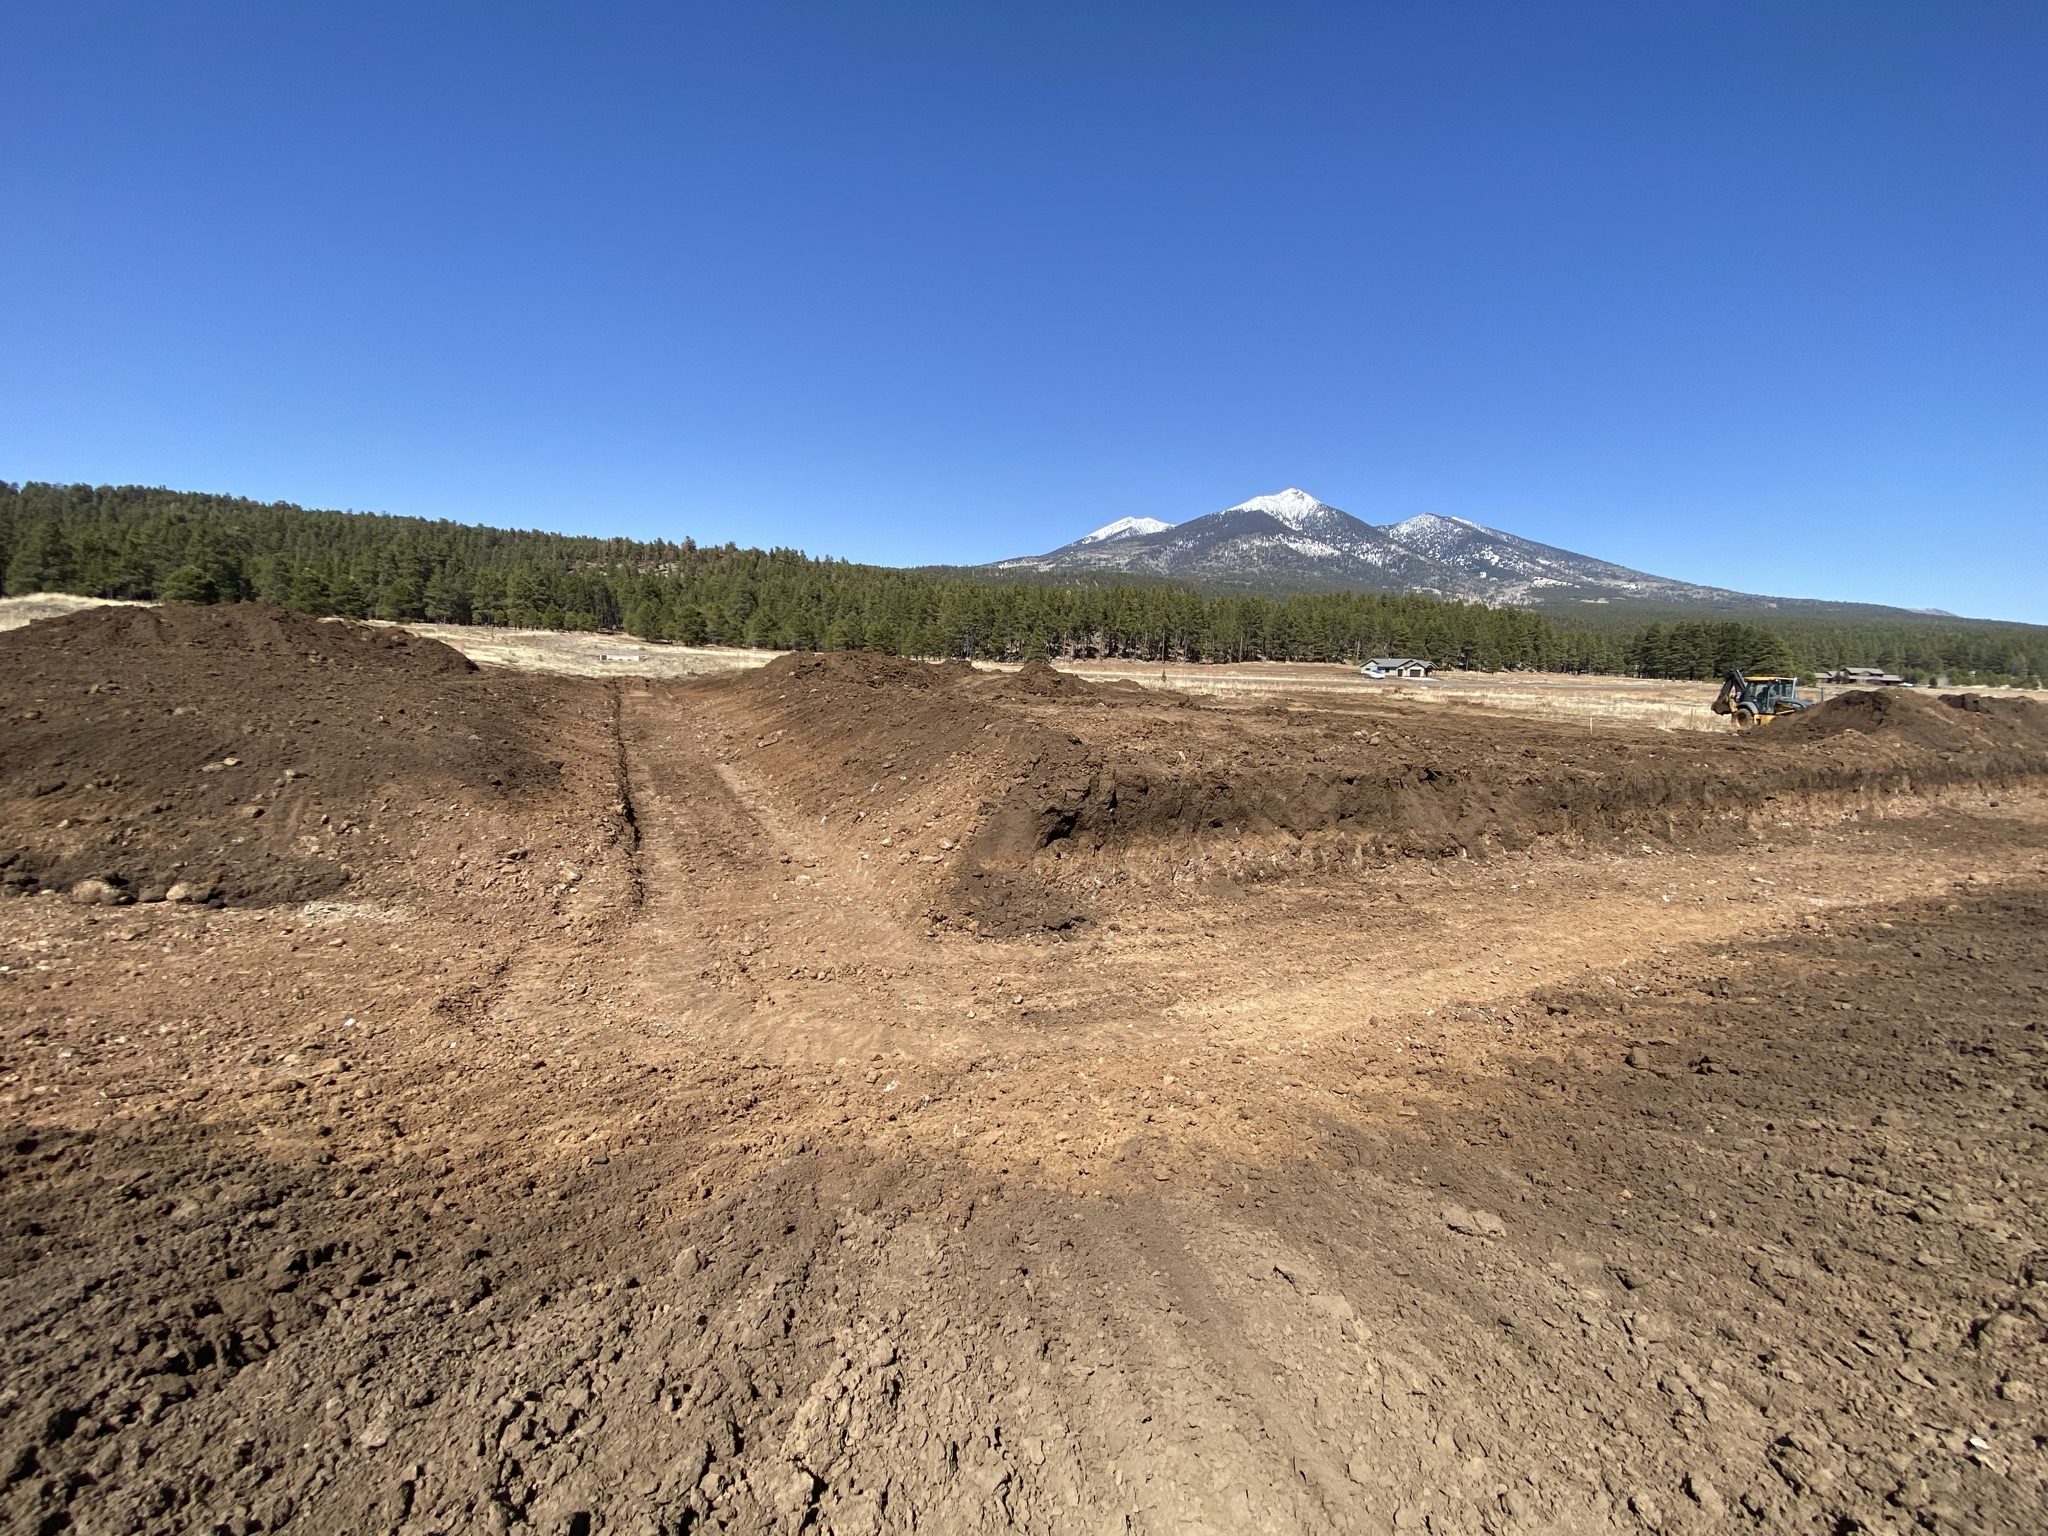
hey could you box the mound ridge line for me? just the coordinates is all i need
[709,654,2048,936]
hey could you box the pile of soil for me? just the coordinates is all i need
[0,605,585,905]
[987,659,1156,704]
[756,650,978,692]
[995,659,1086,698]
[1768,687,2048,749]
[706,660,2048,934]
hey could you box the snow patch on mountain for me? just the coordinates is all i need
[1226,489,1337,532]
[1076,516,1174,546]
[1384,514,1489,558]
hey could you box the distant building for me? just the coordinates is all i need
[1362,657,1434,679]
[1818,667,1908,687]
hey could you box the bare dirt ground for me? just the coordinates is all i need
[5,606,2048,1536]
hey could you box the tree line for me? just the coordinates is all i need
[3,481,2040,685]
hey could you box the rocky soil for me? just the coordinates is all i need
[4,609,2047,1535]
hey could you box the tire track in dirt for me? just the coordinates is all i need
[1078,791,2048,1065]
[614,686,998,1066]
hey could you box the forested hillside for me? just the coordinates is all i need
[3,481,2040,684]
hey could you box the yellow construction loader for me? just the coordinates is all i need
[1711,669,1811,727]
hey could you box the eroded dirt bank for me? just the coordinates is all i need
[4,613,2047,1536]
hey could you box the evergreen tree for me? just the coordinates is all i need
[5,520,76,595]
[159,563,217,604]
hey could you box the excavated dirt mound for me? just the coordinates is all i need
[1767,687,2048,751]
[0,605,592,906]
[756,650,978,693]
[704,661,2048,935]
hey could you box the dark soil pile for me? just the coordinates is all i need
[988,659,1158,704]
[995,659,1084,698]
[754,650,977,693]
[0,605,579,905]
[709,662,2048,933]
[1764,686,2048,750]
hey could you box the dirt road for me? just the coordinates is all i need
[4,608,2046,1535]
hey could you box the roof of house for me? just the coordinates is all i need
[1369,657,1431,668]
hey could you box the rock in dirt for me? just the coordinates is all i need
[1684,1470,1727,1517]
[1441,1205,1506,1238]
[1306,1292,1357,1323]
[1625,1310,1677,1344]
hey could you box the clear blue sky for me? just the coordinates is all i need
[4,3,2043,620]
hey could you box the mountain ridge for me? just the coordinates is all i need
[992,489,1911,621]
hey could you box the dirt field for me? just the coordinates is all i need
[5,606,2048,1536]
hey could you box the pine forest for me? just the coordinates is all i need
[3,482,2040,687]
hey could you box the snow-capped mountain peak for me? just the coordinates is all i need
[1226,489,1337,531]
[991,486,1771,610]
[1076,516,1174,546]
